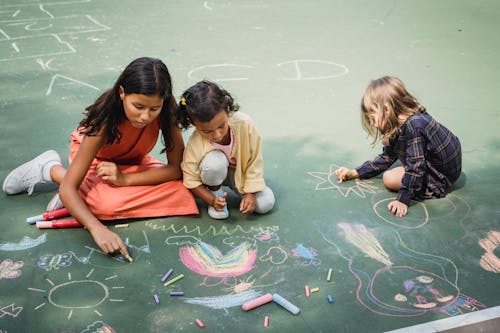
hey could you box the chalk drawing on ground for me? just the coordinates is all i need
[308,163,378,198]
[276,59,349,80]
[28,268,125,320]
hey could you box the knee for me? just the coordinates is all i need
[255,187,275,214]
[200,150,228,186]
[383,170,402,191]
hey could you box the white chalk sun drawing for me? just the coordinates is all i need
[28,269,125,320]
[307,164,378,198]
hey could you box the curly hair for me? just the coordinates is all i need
[175,80,239,130]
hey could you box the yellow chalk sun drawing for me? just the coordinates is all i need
[28,269,125,320]
[308,164,378,198]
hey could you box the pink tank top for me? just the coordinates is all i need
[212,128,236,168]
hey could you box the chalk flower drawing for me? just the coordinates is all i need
[292,244,321,266]
[0,259,23,279]
[308,164,378,198]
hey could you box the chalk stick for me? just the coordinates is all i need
[242,293,273,311]
[272,293,300,315]
[161,268,174,283]
[153,293,160,304]
[305,285,310,298]
[310,287,319,293]
[327,268,333,282]
[195,319,204,328]
[163,274,184,287]
[327,294,333,304]
[115,223,129,228]
[169,291,184,296]
[264,315,269,327]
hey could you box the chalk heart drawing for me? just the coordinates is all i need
[479,230,500,273]
[0,259,23,279]
[373,197,429,229]
[28,269,125,320]
[179,240,256,286]
[308,164,378,198]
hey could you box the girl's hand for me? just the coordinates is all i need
[90,225,129,258]
[387,200,408,217]
[335,167,358,183]
[95,161,127,186]
[240,193,256,214]
[212,191,227,211]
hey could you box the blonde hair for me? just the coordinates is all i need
[361,76,425,145]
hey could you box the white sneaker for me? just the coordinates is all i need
[2,150,61,195]
[46,193,64,211]
[208,188,228,220]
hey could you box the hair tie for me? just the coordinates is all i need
[180,97,186,106]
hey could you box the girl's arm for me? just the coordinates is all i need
[59,132,129,258]
[356,142,398,179]
[190,185,227,211]
[98,125,184,186]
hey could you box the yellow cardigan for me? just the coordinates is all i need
[181,112,266,194]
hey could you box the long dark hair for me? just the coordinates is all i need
[79,57,176,153]
[175,80,239,130]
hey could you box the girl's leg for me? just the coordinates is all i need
[255,186,275,214]
[200,150,229,219]
[383,166,405,191]
[200,150,229,189]
[50,164,66,184]
[2,150,63,195]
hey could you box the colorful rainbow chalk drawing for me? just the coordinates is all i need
[0,234,47,251]
[291,243,321,266]
[0,303,23,318]
[28,269,125,320]
[316,222,485,317]
[172,236,256,286]
[0,259,23,279]
[479,230,500,273]
[308,164,378,198]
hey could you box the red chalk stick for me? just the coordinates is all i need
[242,293,273,311]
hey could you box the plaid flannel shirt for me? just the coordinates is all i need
[356,111,461,205]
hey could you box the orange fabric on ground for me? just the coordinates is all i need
[69,120,198,220]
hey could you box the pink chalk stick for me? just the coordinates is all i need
[242,293,273,311]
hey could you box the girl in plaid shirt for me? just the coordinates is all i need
[335,76,461,217]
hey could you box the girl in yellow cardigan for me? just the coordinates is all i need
[176,80,275,219]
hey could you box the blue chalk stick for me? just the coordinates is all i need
[327,294,333,304]
[272,293,300,315]
[153,293,160,304]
